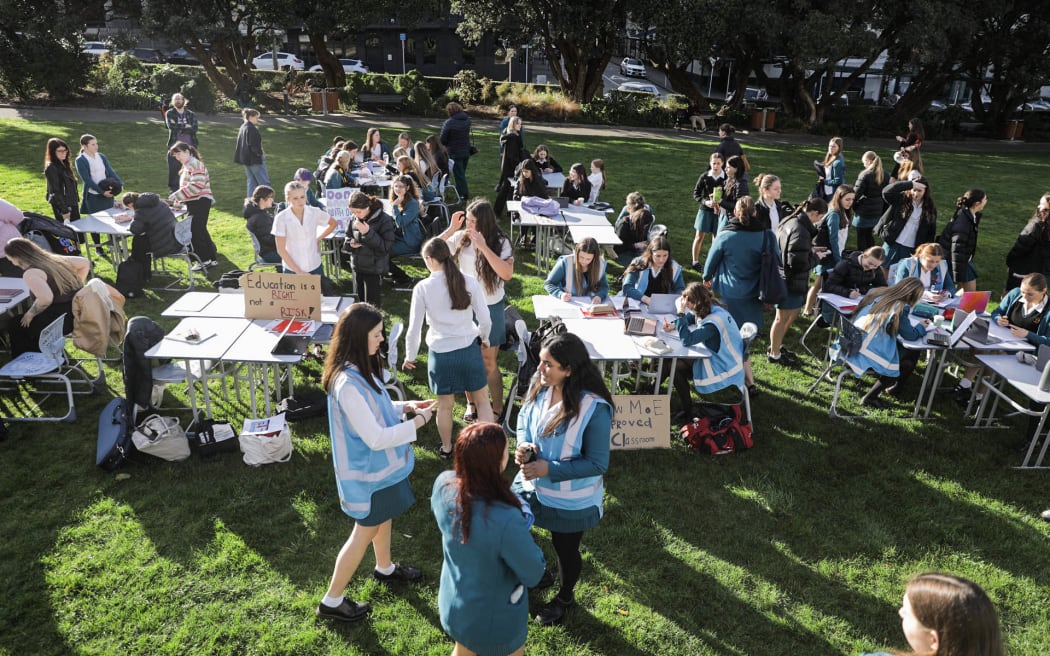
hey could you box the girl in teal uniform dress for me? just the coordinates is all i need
[512,332,614,626]
[316,303,437,623]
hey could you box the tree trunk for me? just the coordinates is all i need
[308,32,345,88]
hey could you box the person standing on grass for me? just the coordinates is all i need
[439,200,515,425]
[512,332,614,626]
[815,137,845,202]
[440,102,473,201]
[587,159,606,204]
[715,124,750,196]
[403,237,494,459]
[74,134,122,215]
[769,197,827,366]
[875,177,937,279]
[272,181,336,276]
[432,422,546,656]
[939,189,988,294]
[164,93,198,194]
[1004,193,1050,293]
[852,151,887,252]
[345,191,396,306]
[803,185,855,315]
[43,137,80,223]
[754,173,793,232]
[691,152,726,271]
[860,572,1003,656]
[316,302,435,623]
[167,143,218,270]
[233,108,271,197]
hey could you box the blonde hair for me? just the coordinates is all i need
[855,277,924,336]
[863,151,885,186]
[3,238,83,295]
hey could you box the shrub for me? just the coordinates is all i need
[98,87,157,111]
[106,53,148,92]
[452,70,482,104]
[150,65,193,101]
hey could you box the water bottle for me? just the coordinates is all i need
[383,152,390,165]
[1039,358,1050,392]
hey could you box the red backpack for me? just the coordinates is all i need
[680,403,753,455]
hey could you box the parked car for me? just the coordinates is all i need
[81,41,111,58]
[308,58,369,74]
[166,48,200,65]
[119,48,165,64]
[614,81,661,97]
[927,99,948,112]
[620,57,647,78]
[1020,99,1050,112]
[251,51,305,71]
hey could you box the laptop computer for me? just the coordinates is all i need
[964,316,1002,346]
[927,309,979,348]
[271,321,312,356]
[554,197,571,208]
[646,293,679,315]
[625,316,658,337]
[957,291,991,314]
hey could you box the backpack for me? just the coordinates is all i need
[216,269,250,291]
[19,211,81,256]
[516,316,567,397]
[680,403,753,455]
[115,258,148,298]
[276,388,328,421]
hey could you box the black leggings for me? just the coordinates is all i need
[551,530,584,601]
[855,226,875,252]
[185,197,217,262]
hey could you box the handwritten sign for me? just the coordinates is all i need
[325,188,355,231]
[610,394,671,450]
[240,271,322,321]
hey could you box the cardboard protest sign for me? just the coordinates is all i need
[240,271,322,321]
[610,394,671,449]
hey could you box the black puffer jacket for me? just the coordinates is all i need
[825,251,887,297]
[128,193,181,257]
[1006,217,1050,276]
[122,316,167,411]
[347,207,396,275]
[440,111,472,155]
[777,214,819,295]
[939,207,979,282]
[875,181,937,245]
[243,202,277,255]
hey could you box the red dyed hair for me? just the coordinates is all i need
[452,422,522,543]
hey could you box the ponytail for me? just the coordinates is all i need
[423,238,471,310]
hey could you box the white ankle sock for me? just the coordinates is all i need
[375,563,396,576]
[321,594,344,608]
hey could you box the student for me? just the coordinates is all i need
[716,155,748,232]
[497,105,521,152]
[1005,192,1050,292]
[715,123,750,195]
[852,151,887,251]
[233,108,271,197]
[704,196,769,331]
[954,272,1050,400]
[512,332,614,626]
[294,168,324,209]
[387,175,424,287]
[532,144,563,174]
[623,235,685,305]
[876,176,937,275]
[545,237,610,303]
[324,151,355,190]
[851,277,928,408]
[560,163,592,206]
[364,127,389,162]
[396,132,414,159]
[316,303,434,623]
[121,191,181,270]
[691,152,726,270]
[243,185,282,269]
[164,93,198,193]
[770,198,827,365]
[431,422,546,656]
[43,137,80,222]
[167,143,217,270]
[614,191,655,265]
[345,191,396,306]
[75,133,122,215]
[815,137,845,202]
[665,282,746,418]
[403,237,494,458]
[440,199,515,423]
[894,117,925,158]
[587,159,606,204]
[513,159,548,200]
[894,243,955,299]
[824,246,888,299]
[426,134,451,177]
[273,181,337,276]
[804,184,855,314]
[440,102,472,199]
[939,189,989,293]
[395,155,427,191]
[754,173,792,232]
[860,572,1003,656]
[412,140,441,201]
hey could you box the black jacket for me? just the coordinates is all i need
[129,193,181,257]
[939,207,980,281]
[853,168,886,219]
[561,178,592,204]
[1006,218,1050,276]
[693,172,725,204]
[347,208,396,275]
[534,156,562,173]
[122,316,167,410]
[440,111,472,155]
[875,181,937,245]
[825,251,887,297]
[777,214,819,295]
[754,198,790,231]
[45,162,79,217]
[234,121,264,166]
[498,131,525,183]
[243,202,277,255]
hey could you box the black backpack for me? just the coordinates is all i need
[115,259,148,298]
[277,388,328,421]
[515,317,567,397]
[19,211,81,256]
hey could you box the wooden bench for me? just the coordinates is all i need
[357,93,405,110]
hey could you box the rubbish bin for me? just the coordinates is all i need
[764,109,776,131]
[750,108,776,132]
[1004,119,1023,140]
[310,90,340,114]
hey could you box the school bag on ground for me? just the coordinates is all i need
[680,403,753,455]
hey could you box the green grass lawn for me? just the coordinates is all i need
[1,115,1050,656]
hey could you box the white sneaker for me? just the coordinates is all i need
[191,260,215,272]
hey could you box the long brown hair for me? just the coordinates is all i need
[44,138,75,177]
[414,140,438,185]
[573,237,603,294]
[625,236,674,291]
[456,199,507,295]
[823,136,843,167]
[424,238,471,310]
[388,175,420,211]
[4,238,84,295]
[895,573,1003,656]
[829,184,855,229]
[524,332,614,436]
[447,422,523,543]
[680,282,724,318]
[322,303,385,393]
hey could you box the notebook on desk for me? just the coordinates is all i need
[646,293,679,315]
[271,320,312,356]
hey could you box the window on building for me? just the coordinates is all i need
[423,37,437,65]
[366,35,381,50]
[462,45,475,66]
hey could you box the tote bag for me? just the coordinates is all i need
[758,230,787,305]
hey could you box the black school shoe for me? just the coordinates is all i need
[531,569,556,590]
[316,599,371,622]
[535,595,575,626]
[372,563,422,583]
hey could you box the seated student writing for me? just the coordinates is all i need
[824,246,888,299]
[545,237,609,303]
[954,272,1050,402]
[622,235,685,306]
[893,242,955,298]
[851,277,929,409]
[531,144,563,174]
[664,283,746,419]
[120,191,181,268]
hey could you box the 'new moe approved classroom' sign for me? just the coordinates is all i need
[611,394,671,450]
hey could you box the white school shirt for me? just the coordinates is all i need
[83,152,106,194]
[446,231,513,305]
[768,201,780,231]
[587,172,603,203]
[271,205,329,273]
[895,202,924,248]
[405,271,491,362]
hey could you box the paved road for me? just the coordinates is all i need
[0,103,1043,153]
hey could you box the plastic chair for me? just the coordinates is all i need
[248,232,281,272]
[806,318,870,419]
[501,319,530,436]
[0,314,97,422]
[150,216,205,291]
[383,321,406,402]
